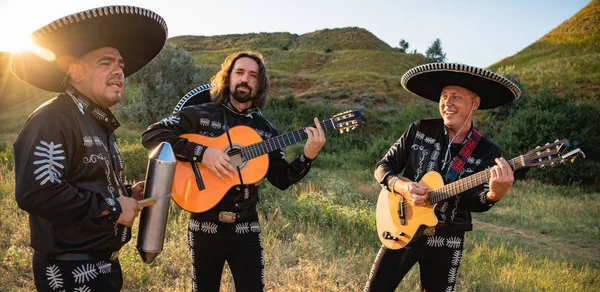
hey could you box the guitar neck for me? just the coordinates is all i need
[429,156,525,204]
[241,119,336,161]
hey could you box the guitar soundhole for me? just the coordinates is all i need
[225,145,247,169]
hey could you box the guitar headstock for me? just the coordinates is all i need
[521,139,585,169]
[332,110,363,133]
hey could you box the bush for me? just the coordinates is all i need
[493,90,600,186]
[114,43,210,126]
[118,140,150,182]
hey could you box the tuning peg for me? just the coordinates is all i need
[339,129,344,134]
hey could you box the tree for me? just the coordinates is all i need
[425,38,446,62]
[398,39,409,52]
[114,43,210,125]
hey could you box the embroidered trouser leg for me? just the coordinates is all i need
[365,232,465,292]
[188,215,264,292]
[32,252,122,292]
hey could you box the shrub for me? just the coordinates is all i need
[114,43,210,126]
[493,90,600,186]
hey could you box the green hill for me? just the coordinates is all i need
[489,0,600,99]
[169,27,429,107]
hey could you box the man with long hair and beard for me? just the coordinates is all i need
[142,51,326,291]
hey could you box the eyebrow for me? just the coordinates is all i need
[98,56,125,67]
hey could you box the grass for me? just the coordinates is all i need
[2,156,600,291]
[489,0,600,100]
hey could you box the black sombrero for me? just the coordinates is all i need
[401,63,521,109]
[10,5,168,92]
[172,84,214,114]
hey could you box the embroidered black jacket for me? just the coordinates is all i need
[14,87,130,256]
[375,118,501,232]
[141,102,313,212]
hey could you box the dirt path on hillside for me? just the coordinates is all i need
[472,219,600,264]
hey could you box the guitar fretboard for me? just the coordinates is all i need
[241,119,336,161]
[428,157,524,204]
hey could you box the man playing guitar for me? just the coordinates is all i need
[365,63,521,292]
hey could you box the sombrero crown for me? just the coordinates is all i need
[10,5,168,92]
[401,63,521,109]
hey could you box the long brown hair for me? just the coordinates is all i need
[210,51,270,109]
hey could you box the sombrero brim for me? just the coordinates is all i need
[172,84,214,114]
[10,6,168,92]
[401,63,521,109]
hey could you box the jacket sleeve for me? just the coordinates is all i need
[13,110,119,225]
[263,126,313,190]
[457,142,502,212]
[141,107,207,162]
[374,122,416,192]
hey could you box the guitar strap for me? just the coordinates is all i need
[445,130,481,182]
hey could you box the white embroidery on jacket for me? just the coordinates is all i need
[72,264,98,283]
[189,219,201,232]
[200,222,218,234]
[250,221,261,233]
[427,236,445,247]
[451,250,462,266]
[446,237,462,249]
[235,222,250,234]
[160,115,181,126]
[82,153,106,164]
[45,264,64,290]
[96,261,112,274]
[74,286,91,292]
[33,141,65,185]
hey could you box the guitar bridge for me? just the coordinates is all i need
[382,231,400,241]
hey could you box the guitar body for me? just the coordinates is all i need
[172,126,269,213]
[375,171,444,250]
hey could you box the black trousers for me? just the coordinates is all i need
[32,252,123,291]
[365,232,465,292]
[188,214,264,292]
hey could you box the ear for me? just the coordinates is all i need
[68,61,85,84]
[473,95,481,111]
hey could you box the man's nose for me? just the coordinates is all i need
[111,64,124,76]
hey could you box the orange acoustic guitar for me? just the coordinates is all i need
[171,110,362,213]
[376,139,585,250]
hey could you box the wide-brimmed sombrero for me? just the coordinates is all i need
[10,5,168,92]
[172,84,214,114]
[401,63,521,109]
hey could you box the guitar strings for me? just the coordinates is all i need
[391,149,561,212]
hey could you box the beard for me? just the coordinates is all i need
[232,84,254,103]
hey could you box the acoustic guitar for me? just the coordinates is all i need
[376,139,585,250]
[172,110,362,213]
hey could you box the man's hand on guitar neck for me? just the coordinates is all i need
[303,117,326,159]
[202,148,237,180]
[486,157,514,202]
[393,178,429,206]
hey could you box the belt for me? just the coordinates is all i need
[421,223,470,236]
[202,209,257,223]
[36,250,119,261]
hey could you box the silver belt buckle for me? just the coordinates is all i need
[218,211,236,223]
[422,226,436,236]
[110,251,119,261]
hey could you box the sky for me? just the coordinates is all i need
[0,0,592,68]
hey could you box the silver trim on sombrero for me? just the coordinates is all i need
[33,5,168,38]
[173,84,215,114]
[401,63,521,99]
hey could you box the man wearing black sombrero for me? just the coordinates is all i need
[11,6,167,291]
[365,63,521,291]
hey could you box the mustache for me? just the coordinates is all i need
[235,83,251,90]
